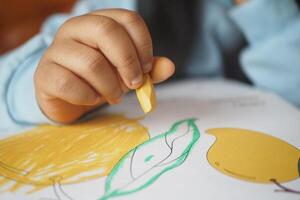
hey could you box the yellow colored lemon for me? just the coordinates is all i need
[206,128,300,183]
[0,115,149,193]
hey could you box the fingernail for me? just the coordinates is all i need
[94,96,102,104]
[107,90,123,105]
[143,62,152,73]
[108,96,123,105]
[131,75,143,87]
[114,96,123,104]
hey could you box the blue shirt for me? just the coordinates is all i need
[1,0,300,132]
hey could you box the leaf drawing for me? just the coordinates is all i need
[100,119,200,200]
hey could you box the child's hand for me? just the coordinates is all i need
[34,9,175,123]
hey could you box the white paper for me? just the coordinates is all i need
[1,79,299,200]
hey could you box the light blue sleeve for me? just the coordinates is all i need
[0,0,136,132]
[230,0,300,107]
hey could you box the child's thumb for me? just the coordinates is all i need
[151,57,175,84]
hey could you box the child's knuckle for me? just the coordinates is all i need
[85,55,106,75]
[122,54,138,69]
[59,16,80,33]
[96,17,120,36]
[122,11,143,25]
[55,75,74,94]
[140,41,153,52]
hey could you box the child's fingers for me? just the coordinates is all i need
[151,57,175,84]
[35,62,100,106]
[111,57,175,93]
[90,9,153,73]
[46,40,123,104]
[56,15,143,89]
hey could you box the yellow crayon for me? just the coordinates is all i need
[136,74,157,113]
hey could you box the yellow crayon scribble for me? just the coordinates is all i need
[0,115,149,193]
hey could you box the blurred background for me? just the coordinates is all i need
[0,0,76,55]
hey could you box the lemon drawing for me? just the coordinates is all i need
[206,128,300,194]
[0,115,149,198]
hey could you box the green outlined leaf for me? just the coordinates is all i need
[100,119,200,200]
